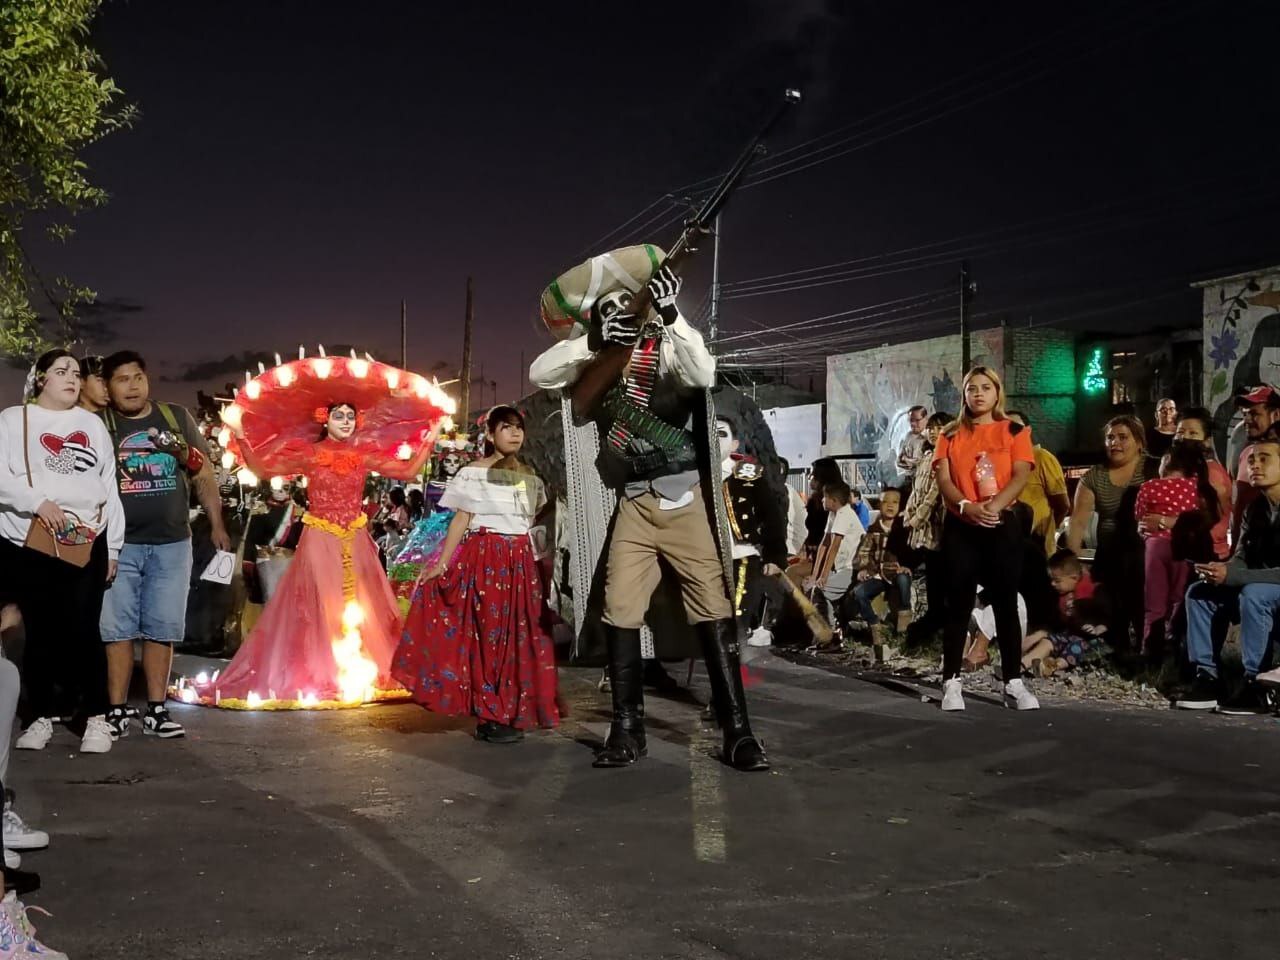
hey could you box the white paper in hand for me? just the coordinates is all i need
[200,550,237,585]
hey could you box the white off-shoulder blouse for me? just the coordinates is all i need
[439,466,547,535]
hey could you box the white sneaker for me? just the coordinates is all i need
[1257,666,1280,688]
[941,677,965,711]
[3,847,18,869]
[14,718,53,751]
[79,716,113,755]
[2,805,48,851]
[1004,678,1041,711]
[746,626,773,647]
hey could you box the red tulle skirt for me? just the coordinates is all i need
[204,524,406,708]
[393,530,559,729]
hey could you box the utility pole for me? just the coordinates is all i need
[400,299,407,369]
[709,213,722,352]
[959,261,976,371]
[459,277,474,420]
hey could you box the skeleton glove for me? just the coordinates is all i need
[647,264,682,325]
[600,316,640,348]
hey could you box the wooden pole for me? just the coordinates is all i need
[459,277,474,420]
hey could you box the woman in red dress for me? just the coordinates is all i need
[394,406,559,742]
[187,355,450,709]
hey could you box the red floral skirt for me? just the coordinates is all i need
[393,530,559,729]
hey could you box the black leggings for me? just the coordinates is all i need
[920,548,947,628]
[941,512,1024,681]
[0,534,110,726]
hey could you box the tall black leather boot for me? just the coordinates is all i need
[593,626,647,767]
[697,618,769,772]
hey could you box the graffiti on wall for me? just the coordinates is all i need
[825,329,1004,482]
[1202,267,1280,446]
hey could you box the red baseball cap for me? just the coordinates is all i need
[1235,384,1280,408]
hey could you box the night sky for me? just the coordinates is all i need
[13,0,1280,407]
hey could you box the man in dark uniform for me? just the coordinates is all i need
[717,416,787,641]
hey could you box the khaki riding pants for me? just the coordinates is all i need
[602,488,732,629]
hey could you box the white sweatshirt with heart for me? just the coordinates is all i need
[0,404,125,558]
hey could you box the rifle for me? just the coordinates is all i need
[570,88,802,419]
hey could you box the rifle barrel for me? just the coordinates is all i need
[691,88,803,227]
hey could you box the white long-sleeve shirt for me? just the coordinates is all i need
[0,404,126,558]
[528,314,715,391]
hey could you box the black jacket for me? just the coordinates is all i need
[723,460,788,568]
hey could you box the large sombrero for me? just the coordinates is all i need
[539,243,666,341]
[218,349,456,472]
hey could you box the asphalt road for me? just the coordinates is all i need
[11,651,1280,959]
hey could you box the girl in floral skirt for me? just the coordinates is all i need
[393,406,559,742]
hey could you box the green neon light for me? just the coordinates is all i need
[1082,347,1107,395]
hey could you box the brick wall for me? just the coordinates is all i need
[1005,327,1076,453]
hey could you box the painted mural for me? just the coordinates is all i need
[1200,265,1280,449]
[825,328,1005,483]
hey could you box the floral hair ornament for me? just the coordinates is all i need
[314,405,365,427]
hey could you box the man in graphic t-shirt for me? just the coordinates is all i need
[99,351,228,740]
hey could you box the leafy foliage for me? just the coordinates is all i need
[1,0,134,363]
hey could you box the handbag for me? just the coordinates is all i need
[21,406,98,568]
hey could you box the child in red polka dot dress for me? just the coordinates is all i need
[1135,443,1210,658]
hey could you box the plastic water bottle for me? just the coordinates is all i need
[974,451,998,500]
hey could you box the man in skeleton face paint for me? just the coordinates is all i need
[439,451,464,480]
[530,251,768,772]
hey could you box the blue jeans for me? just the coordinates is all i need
[1184,580,1280,678]
[100,540,193,643]
[852,573,912,626]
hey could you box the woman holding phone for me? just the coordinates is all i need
[931,366,1038,712]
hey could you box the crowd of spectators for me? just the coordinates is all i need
[789,373,1280,718]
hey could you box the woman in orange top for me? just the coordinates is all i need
[932,366,1038,712]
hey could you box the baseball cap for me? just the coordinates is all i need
[1234,384,1280,408]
